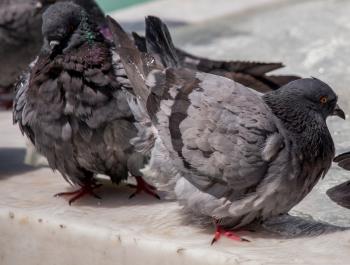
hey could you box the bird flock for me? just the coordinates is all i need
[1,0,349,243]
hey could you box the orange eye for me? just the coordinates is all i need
[320,96,328,104]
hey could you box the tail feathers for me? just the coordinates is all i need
[131,16,299,92]
[225,61,284,76]
[132,32,147,52]
[125,90,156,155]
[334,151,350,170]
[334,151,350,162]
[108,15,168,123]
[326,180,350,209]
[176,48,301,91]
[107,15,155,106]
[263,75,301,88]
[145,16,180,68]
[214,72,272,93]
[138,16,291,78]
[240,74,300,92]
[176,48,283,75]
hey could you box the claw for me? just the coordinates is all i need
[128,176,160,200]
[55,183,102,205]
[211,219,250,245]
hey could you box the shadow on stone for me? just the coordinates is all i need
[0,147,41,179]
[257,214,350,238]
[53,180,175,208]
[180,212,349,241]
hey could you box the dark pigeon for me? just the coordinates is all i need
[108,15,345,243]
[0,0,106,109]
[131,19,300,93]
[327,152,350,209]
[13,2,158,204]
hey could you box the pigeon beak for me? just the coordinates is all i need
[332,104,346,120]
[49,40,60,51]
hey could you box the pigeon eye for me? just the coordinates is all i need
[320,96,328,104]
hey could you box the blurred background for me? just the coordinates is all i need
[96,0,152,11]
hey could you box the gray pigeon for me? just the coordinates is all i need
[108,15,345,243]
[0,0,106,109]
[13,2,158,204]
[326,153,350,209]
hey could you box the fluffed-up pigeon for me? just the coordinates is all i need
[0,0,106,109]
[13,2,159,204]
[326,153,350,209]
[108,15,345,243]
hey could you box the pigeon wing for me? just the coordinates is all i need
[13,66,36,144]
[149,68,283,191]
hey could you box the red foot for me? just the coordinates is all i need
[211,219,250,245]
[54,183,102,205]
[128,176,160,200]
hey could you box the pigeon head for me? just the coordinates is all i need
[41,1,99,54]
[264,78,345,124]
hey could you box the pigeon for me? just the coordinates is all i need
[108,15,345,243]
[132,30,300,93]
[13,2,159,204]
[0,0,106,110]
[326,153,350,209]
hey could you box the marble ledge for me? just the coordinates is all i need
[0,166,350,265]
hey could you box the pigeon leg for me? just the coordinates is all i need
[55,183,102,205]
[211,219,250,245]
[128,176,160,199]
